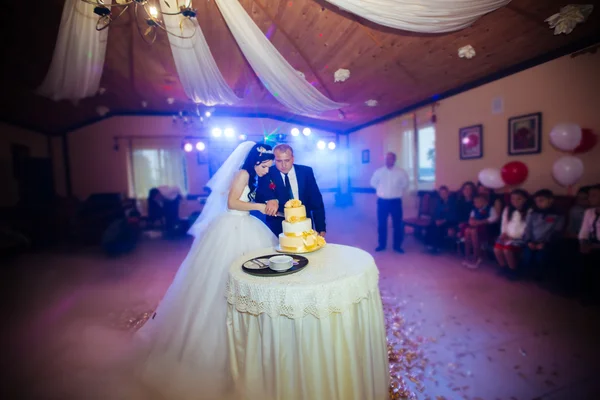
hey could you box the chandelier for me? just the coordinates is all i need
[81,0,198,43]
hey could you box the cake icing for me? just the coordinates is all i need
[278,199,325,252]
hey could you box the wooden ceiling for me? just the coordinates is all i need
[2,0,600,135]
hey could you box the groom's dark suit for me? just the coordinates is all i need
[256,164,326,236]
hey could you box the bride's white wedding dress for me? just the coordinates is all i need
[133,185,277,399]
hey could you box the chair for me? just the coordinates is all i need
[403,191,437,240]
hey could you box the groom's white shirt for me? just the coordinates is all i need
[280,165,299,200]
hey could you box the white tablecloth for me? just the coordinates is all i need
[226,244,389,400]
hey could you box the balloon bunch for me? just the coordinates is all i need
[549,124,597,192]
[478,161,529,190]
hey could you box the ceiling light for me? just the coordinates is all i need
[328,142,336,150]
[317,140,326,150]
[205,111,211,117]
[239,134,247,140]
[291,128,300,136]
[195,142,206,151]
[183,143,193,152]
[86,0,197,44]
[302,128,311,136]
[224,128,235,137]
[212,128,222,137]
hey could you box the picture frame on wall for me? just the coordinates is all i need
[508,112,542,155]
[459,124,483,160]
[362,149,370,164]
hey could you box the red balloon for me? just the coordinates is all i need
[573,128,597,154]
[501,161,528,186]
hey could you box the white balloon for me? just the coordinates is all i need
[478,168,504,190]
[552,156,584,187]
[549,123,582,151]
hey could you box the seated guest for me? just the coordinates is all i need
[425,186,457,253]
[567,186,590,238]
[477,183,504,216]
[477,182,503,237]
[494,189,530,276]
[522,190,565,280]
[147,188,165,228]
[463,194,499,269]
[578,184,600,303]
[454,181,476,240]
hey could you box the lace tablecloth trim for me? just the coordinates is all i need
[225,267,380,319]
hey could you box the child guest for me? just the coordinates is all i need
[494,189,529,276]
[454,181,476,240]
[463,194,499,269]
[578,184,600,303]
[522,190,565,280]
[567,186,590,238]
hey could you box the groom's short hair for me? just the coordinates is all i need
[274,144,294,155]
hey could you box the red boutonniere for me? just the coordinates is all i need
[269,180,276,190]
[545,216,555,223]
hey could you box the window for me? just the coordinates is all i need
[130,147,188,198]
[417,126,435,182]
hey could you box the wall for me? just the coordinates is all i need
[349,51,600,206]
[66,116,338,201]
[0,122,49,207]
[435,51,600,193]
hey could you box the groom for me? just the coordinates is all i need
[256,144,326,237]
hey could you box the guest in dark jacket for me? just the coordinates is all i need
[522,189,565,280]
[454,181,476,240]
[147,188,165,227]
[426,186,457,253]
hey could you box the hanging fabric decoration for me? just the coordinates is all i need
[37,0,108,102]
[324,0,510,33]
[214,0,346,115]
[160,0,240,106]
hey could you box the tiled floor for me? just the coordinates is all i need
[1,207,599,400]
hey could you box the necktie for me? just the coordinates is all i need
[284,173,294,200]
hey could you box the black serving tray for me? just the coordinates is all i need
[241,254,309,277]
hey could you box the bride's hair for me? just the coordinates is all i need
[240,143,275,200]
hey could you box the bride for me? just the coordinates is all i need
[133,141,277,399]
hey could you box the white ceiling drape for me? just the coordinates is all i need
[214,0,347,116]
[37,0,511,111]
[37,0,108,102]
[160,0,240,106]
[324,0,511,33]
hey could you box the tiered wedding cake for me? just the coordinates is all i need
[278,199,326,252]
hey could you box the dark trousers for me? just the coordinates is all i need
[580,250,600,300]
[522,246,552,279]
[265,216,285,236]
[425,222,453,250]
[377,198,404,249]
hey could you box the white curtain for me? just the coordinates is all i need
[129,140,188,199]
[160,0,240,106]
[325,0,510,33]
[214,0,346,116]
[37,0,108,101]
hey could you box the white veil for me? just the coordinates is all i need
[187,141,256,239]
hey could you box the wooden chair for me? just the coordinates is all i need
[404,191,437,240]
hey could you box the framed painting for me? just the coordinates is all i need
[459,125,483,160]
[508,112,542,155]
[361,149,370,164]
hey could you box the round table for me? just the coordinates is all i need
[226,244,389,400]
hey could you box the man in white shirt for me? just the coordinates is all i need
[370,152,410,253]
